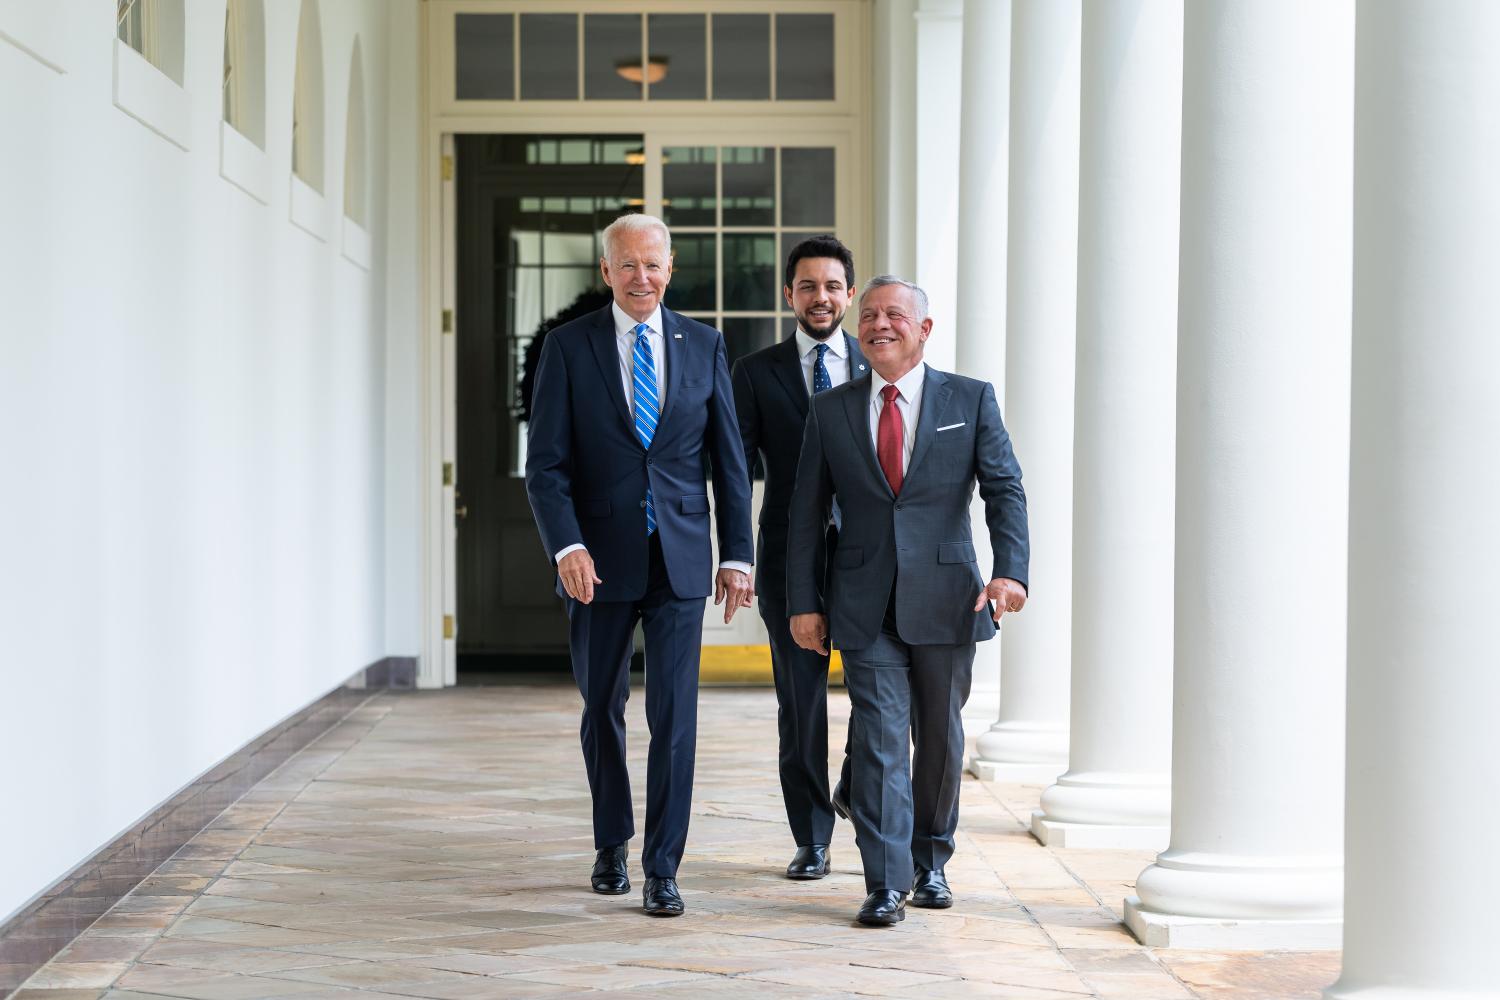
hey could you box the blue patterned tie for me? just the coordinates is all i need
[812,342,832,394]
[631,323,659,535]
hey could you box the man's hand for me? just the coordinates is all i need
[976,578,1027,623]
[790,613,829,655]
[714,568,755,624]
[558,550,602,604]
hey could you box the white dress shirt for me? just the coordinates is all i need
[555,302,751,575]
[612,301,665,409]
[869,362,925,475]
[795,327,851,393]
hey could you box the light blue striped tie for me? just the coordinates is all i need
[631,323,658,535]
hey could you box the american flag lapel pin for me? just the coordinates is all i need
[674,333,683,339]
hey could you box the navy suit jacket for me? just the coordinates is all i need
[731,333,867,601]
[525,304,755,602]
[786,367,1029,648]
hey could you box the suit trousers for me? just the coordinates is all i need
[759,588,852,846]
[565,534,706,879]
[841,625,975,893]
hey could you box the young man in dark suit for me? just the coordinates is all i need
[787,276,1030,926]
[525,214,755,917]
[731,236,868,880]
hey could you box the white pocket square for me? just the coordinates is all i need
[936,422,966,432]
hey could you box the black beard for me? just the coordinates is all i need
[797,309,845,339]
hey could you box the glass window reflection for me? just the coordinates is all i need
[712,14,770,100]
[723,233,778,312]
[646,14,706,100]
[584,14,641,100]
[780,148,836,227]
[722,147,774,226]
[663,146,716,227]
[520,14,578,100]
[775,14,835,100]
[455,14,514,100]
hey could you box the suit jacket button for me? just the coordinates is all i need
[640,500,648,508]
[895,503,904,511]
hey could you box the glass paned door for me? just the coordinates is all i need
[655,140,842,369]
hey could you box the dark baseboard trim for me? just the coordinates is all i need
[0,657,414,996]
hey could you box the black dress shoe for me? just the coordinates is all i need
[911,867,953,909]
[856,889,907,926]
[785,844,830,880]
[831,783,851,821]
[590,845,629,895]
[642,877,684,917]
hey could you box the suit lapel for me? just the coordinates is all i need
[585,306,637,440]
[842,375,893,499]
[905,367,952,482]
[770,336,809,417]
[655,308,685,440]
[845,333,870,381]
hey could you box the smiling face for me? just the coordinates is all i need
[600,227,672,323]
[858,283,932,382]
[785,257,855,341]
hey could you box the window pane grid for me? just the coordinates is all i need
[658,142,837,362]
[454,9,836,103]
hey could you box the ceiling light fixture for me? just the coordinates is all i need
[616,56,669,85]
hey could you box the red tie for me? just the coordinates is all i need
[878,383,904,495]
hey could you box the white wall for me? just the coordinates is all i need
[0,0,393,924]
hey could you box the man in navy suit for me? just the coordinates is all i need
[731,236,869,880]
[525,214,755,917]
[788,276,1029,926]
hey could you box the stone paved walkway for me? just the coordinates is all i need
[16,683,1340,999]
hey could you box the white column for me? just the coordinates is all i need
[970,0,1079,784]
[1326,3,1500,996]
[871,0,918,276]
[953,0,1009,736]
[1124,0,1352,950]
[1031,0,1181,850]
[912,0,963,374]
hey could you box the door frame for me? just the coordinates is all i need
[418,0,871,688]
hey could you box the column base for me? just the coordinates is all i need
[968,757,1066,784]
[970,719,1068,783]
[1031,812,1169,850]
[1124,895,1342,950]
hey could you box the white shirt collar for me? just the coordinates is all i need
[612,301,663,337]
[871,361,926,402]
[795,327,848,359]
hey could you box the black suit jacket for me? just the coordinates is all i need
[731,333,868,601]
[525,304,754,602]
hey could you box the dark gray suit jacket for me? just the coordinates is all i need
[730,333,867,601]
[786,367,1029,648]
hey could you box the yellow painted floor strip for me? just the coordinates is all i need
[699,645,844,686]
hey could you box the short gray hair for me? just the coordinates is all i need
[860,274,930,321]
[601,213,672,261]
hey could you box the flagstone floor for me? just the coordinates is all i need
[16,681,1340,999]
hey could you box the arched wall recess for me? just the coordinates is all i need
[292,0,326,193]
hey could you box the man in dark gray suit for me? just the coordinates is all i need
[787,275,1029,926]
[731,236,869,881]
